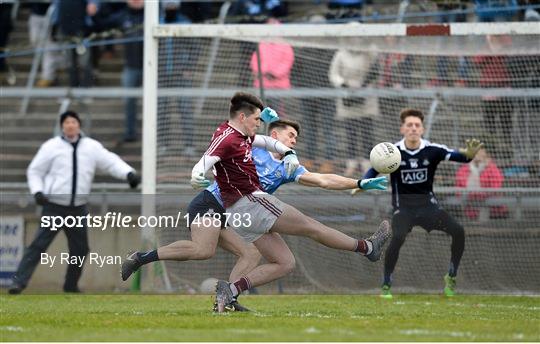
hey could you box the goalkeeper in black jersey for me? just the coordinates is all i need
[363,108,483,298]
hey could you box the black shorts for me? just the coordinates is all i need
[392,204,462,235]
[186,190,227,229]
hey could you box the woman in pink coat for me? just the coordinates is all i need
[250,18,294,114]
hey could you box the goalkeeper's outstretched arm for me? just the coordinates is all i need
[456,138,484,161]
[363,168,379,179]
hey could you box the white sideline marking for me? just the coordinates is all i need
[286,312,336,319]
[452,302,540,311]
[0,326,23,332]
[400,329,473,338]
[514,333,524,340]
[305,327,320,334]
[227,329,266,334]
[253,312,270,317]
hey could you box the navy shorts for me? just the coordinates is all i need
[186,190,227,229]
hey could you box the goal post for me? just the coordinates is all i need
[143,12,540,294]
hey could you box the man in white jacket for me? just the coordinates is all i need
[8,111,140,294]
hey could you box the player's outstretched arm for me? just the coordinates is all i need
[252,134,291,155]
[351,168,384,195]
[299,172,388,192]
[458,138,484,160]
[190,155,220,189]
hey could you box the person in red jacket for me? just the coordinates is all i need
[455,147,508,220]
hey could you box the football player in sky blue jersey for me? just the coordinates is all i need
[362,108,483,298]
[123,116,388,312]
[207,119,383,207]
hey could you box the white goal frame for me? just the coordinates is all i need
[142,0,538,291]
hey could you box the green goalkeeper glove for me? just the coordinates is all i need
[459,138,484,160]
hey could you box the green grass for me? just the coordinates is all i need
[1,294,538,341]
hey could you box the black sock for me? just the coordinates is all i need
[383,273,392,286]
[448,262,457,278]
[137,250,159,265]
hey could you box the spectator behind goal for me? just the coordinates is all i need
[455,147,508,220]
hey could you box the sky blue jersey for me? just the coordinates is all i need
[207,147,308,207]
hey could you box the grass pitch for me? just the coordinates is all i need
[1,294,538,341]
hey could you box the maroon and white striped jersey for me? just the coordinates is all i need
[205,121,261,207]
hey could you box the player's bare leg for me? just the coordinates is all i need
[121,224,221,281]
[215,232,294,312]
[272,204,390,261]
[272,204,358,250]
[157,223,220,261]
[215,203,391,311]
[218,229,261,282]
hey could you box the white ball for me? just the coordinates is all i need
[370,142,401,174]
[199,277,218,294]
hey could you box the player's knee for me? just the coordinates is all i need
[279,254,296,275]
[304,225,326,241]
[194,245,216,260]
[242,244,261,263]
[283,258,296,275]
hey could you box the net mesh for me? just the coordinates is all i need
[153,29,540,294]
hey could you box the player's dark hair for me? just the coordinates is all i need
[400,108,424,123]
[229,92,264,119]
[268,119,301,136]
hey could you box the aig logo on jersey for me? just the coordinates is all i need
[401,168,428,184]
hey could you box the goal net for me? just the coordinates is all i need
[143,18,540,295]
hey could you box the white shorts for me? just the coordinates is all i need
[226,192,285,243]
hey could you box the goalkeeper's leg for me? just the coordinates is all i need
[382,210,414,297]
[419,207,465,296]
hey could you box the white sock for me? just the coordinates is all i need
[366,240,373,255]
[229,283,239,297]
